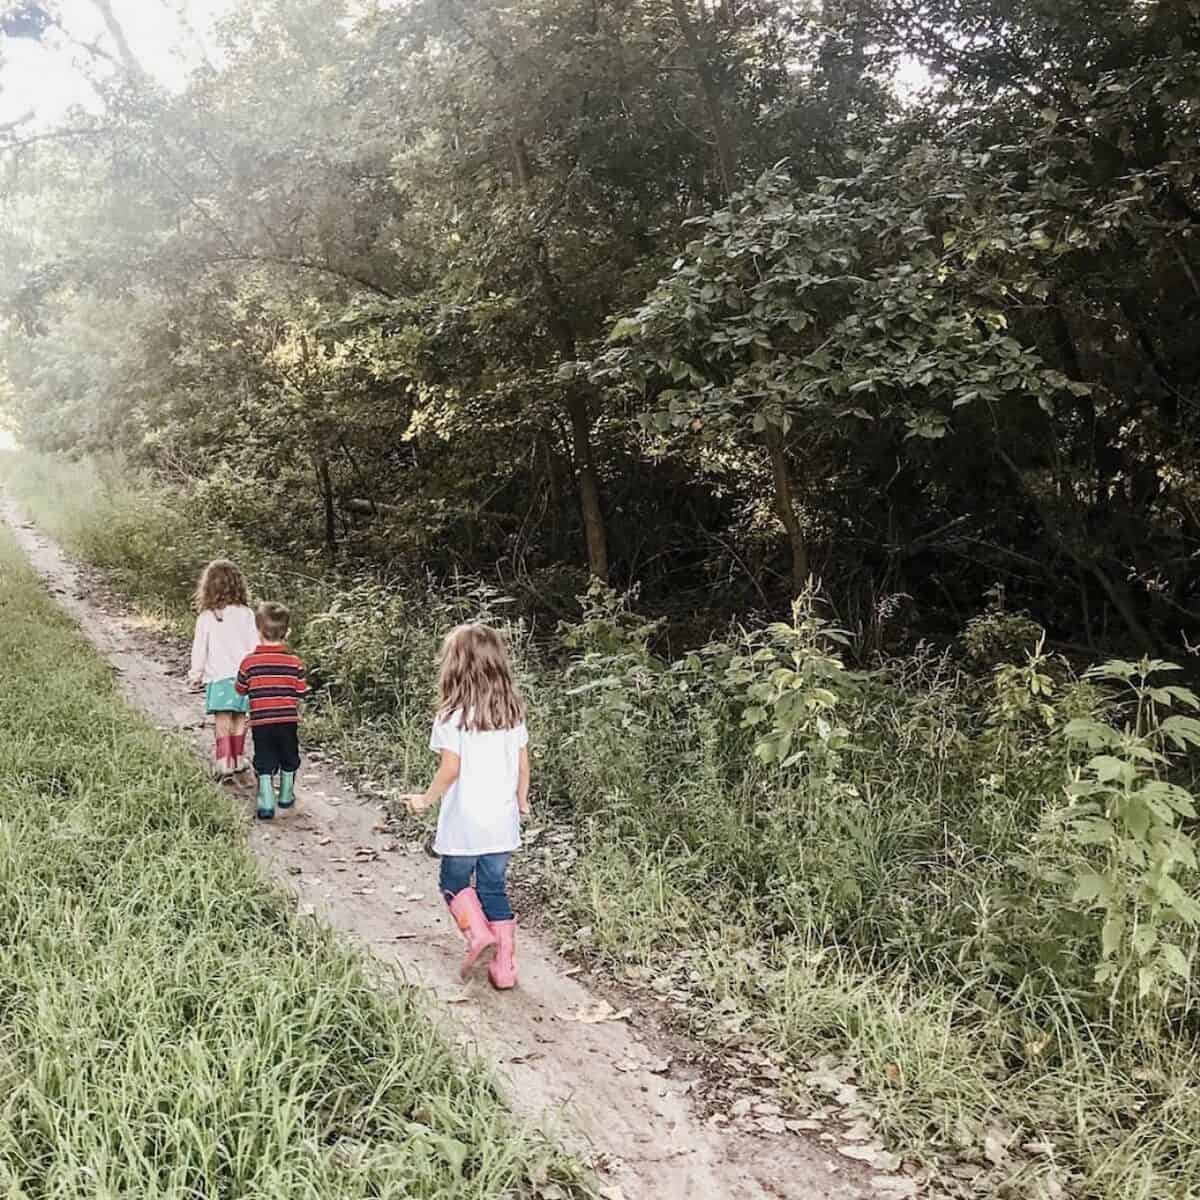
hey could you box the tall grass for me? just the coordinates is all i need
[0,519,588,1198]
[5,451,1200,1199]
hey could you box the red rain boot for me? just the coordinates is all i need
[230,732,249,772]
[488,921,517,990]
[448,888,498,979]
[213,734,234,775]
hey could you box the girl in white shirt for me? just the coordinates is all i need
[188,560,260,778]
[404,623,531,990]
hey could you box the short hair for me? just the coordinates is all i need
[256,601,291,641]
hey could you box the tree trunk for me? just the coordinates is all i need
[510,132,610,581]
[765,423,808,596]
[314,453,337,562]
[566,387,609,582]
[670,0,738,197]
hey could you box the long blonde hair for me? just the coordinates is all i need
[437,623,526,733]
[193,559,249,617]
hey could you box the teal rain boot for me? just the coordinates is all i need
[256,774,276,820]
[278,771,296,810]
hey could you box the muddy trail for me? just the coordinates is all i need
[3,502,889,1200]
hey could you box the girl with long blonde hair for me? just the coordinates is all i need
[403,623,530,990]
[188,559,259,777]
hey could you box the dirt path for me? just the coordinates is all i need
[4,502,882,1200]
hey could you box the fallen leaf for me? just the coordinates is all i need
[870,1177,918,1197]
[983,1125,1014,1166]
[842,1118,875,1142]
[555,1001,632,1025]
[758,1116,787,1135]
[838,1145,901,1172]
[787,1119,823,1132]
[731,1097,752,1118]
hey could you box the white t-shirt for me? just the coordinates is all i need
[190,605,260,683]
[430,709,528,857]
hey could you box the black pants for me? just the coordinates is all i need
[252,723,301,775]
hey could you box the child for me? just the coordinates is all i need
[403,623,530,990]
[235,602,308,820]
[188,560,259,777]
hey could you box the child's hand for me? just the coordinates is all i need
[519,798,531,818]
[402,792,433,814]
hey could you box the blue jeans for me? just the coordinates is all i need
[439,853,514,922]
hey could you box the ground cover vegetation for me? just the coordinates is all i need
[3,1,1200,1197]
[0,521,589,1199]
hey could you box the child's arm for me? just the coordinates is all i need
[518,746,530,817]
[188,615,207,686]
[402,749,460,814]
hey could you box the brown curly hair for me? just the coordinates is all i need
[193,559,249,615]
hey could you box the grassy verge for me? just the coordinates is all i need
[5,451,1200,1200]
[0,520,587,1198]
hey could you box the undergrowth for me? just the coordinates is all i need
[0,513,587,1199]
[4,451,1200,1199]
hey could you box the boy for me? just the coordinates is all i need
[235,602,308,820]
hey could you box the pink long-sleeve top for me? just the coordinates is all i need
[189,605,260,684]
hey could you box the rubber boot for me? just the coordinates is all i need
[230,733,249,773]
[447,888,498,979]
[214,734,234,776]
[278,771,296,809]
[255,774,276,820]
[488,921,517,990]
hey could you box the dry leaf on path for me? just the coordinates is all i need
[555,1000,631,1025]
[838,1144,901,1172]
[870,1176,918,1197]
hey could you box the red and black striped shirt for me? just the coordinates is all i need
[235,643,308,727]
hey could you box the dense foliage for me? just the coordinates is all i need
[7,448,1200,1199]
[2,0,1198,653]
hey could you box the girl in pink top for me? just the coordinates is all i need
[188,560,259,777]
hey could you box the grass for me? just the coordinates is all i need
[5,450,1200,1200]
[0,520,588,1199]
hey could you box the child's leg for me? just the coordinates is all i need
[213,711,235,773]
[252,725,281,818]
[439,855,497,977]
[474,853,514,922]
[277,725,301,808]
[477,853,517,990]
[438,855,475,905]
[229,713,249,770]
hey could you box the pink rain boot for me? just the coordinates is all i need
[488,921,517,990]
[448,888,498,979]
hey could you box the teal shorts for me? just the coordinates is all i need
[205,677,250,715]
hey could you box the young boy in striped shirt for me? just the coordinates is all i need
[236,602,308,820]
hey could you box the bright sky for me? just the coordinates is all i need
[0,0,235,129]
